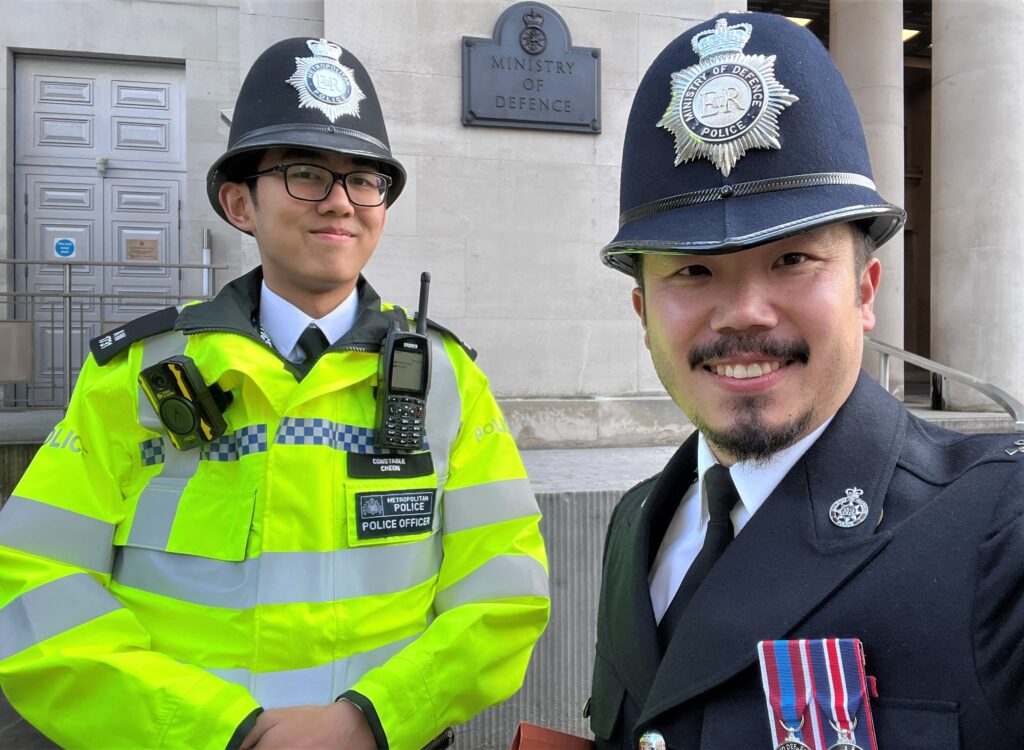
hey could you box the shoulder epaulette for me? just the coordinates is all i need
[413,314,478,362]
[89,306,180,366]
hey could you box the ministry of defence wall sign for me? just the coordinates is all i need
[462,2,601,133]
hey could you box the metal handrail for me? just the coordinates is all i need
[865,335,1024,431]
[1,256,228,409]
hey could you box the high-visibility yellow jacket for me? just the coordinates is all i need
[0,269,550,750]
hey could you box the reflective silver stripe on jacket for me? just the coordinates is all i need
[206,631,420,708]
[442,479,539,534]
[0,574,122,660]
[434,554,549,613]
[0,496,116,573]
[129,330,200,549]
[424,329,462,490]
[112,534,443,608]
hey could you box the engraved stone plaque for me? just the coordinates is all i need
[462,2,600,133]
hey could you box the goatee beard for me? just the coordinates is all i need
[692,393,812,465]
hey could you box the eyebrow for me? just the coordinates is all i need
[277,149,380,169]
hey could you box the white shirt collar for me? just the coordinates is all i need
[695,415,834,525]
[259,281,360,361]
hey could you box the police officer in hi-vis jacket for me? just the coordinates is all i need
[0,37,549,750]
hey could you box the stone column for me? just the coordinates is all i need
[830,0,906,394]
[932,0,1024,410]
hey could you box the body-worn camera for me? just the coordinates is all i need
[139,356,232,450]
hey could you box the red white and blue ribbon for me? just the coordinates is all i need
[758,639,878,750]
[808,639,878,749]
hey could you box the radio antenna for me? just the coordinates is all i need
[416,272,430,335]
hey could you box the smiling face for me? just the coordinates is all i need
[633,223,881,465]
[218,147,387,318]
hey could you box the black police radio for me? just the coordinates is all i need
[139,356,232,451]
[375,272,432,451]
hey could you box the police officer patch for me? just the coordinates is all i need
[286,38,365,122]
[355,489,436,539]
[657,18,798,176]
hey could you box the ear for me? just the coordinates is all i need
[631,286,651,350]
[219,182,256,234]
[859,257,882,332]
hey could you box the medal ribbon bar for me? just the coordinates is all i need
[809,639,878,750]
[757,639,824,749]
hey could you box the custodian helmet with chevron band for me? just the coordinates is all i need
[207,36,406,221]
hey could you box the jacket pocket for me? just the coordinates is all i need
[121,475,256,561]
[872,698,960,750]
[590,652,626,741]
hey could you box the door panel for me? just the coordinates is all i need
[14,55,185,405]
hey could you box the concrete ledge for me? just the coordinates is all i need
[500,396,693,449]
[0,409,61,445]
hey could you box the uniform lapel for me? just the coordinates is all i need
[639,373,906,722]
[601,433,698,703]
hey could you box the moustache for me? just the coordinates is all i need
[689,335,810,370]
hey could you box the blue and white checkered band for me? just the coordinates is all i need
[657,18,798,177]
[202,424,269,462]
[274,417,431,455]
[140,437,165,467]
[286,38,365,122]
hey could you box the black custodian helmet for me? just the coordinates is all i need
[207,37,406,221]
[602,12,905,275]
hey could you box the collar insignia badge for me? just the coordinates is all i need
[657,18,798,176]
[1005,439,1024,456]
[287,38,365,122]
[830,487,869,529]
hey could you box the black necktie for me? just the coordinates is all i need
[657,463,740,650]
[295,325,329,375]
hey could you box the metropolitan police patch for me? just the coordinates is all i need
[657,18,797,176]
[286,38,365,122]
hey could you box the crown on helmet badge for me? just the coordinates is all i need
[287,38,365,122]
[657,18,798,176]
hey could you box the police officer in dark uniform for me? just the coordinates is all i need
[589,12,1024,750]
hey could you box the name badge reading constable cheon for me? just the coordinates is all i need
[356,490,436,540]
[658,18,798,176]
[347,451,434,479]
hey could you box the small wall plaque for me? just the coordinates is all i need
[463,2,601,133]
[126,238,159,261]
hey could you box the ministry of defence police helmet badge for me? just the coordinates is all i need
[286,38,365,122]
[657,18,798,177]
[829,488,869,529]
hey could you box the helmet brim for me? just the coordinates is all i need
[601,181,905,275]
[206,124,407,224]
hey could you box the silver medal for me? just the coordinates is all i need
[776,719,811,750]
[827,718,864,750]
[829,487,868,528]
[658,18,798,176]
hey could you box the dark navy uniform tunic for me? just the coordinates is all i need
[590,372,1024,749]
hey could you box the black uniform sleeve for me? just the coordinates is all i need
[972,460,1024,744]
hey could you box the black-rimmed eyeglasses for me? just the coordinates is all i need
[244,163,392,206]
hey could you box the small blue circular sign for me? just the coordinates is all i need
[54,238,76,258]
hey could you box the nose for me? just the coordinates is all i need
[708,275,778,334]
[316,178,355,215]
